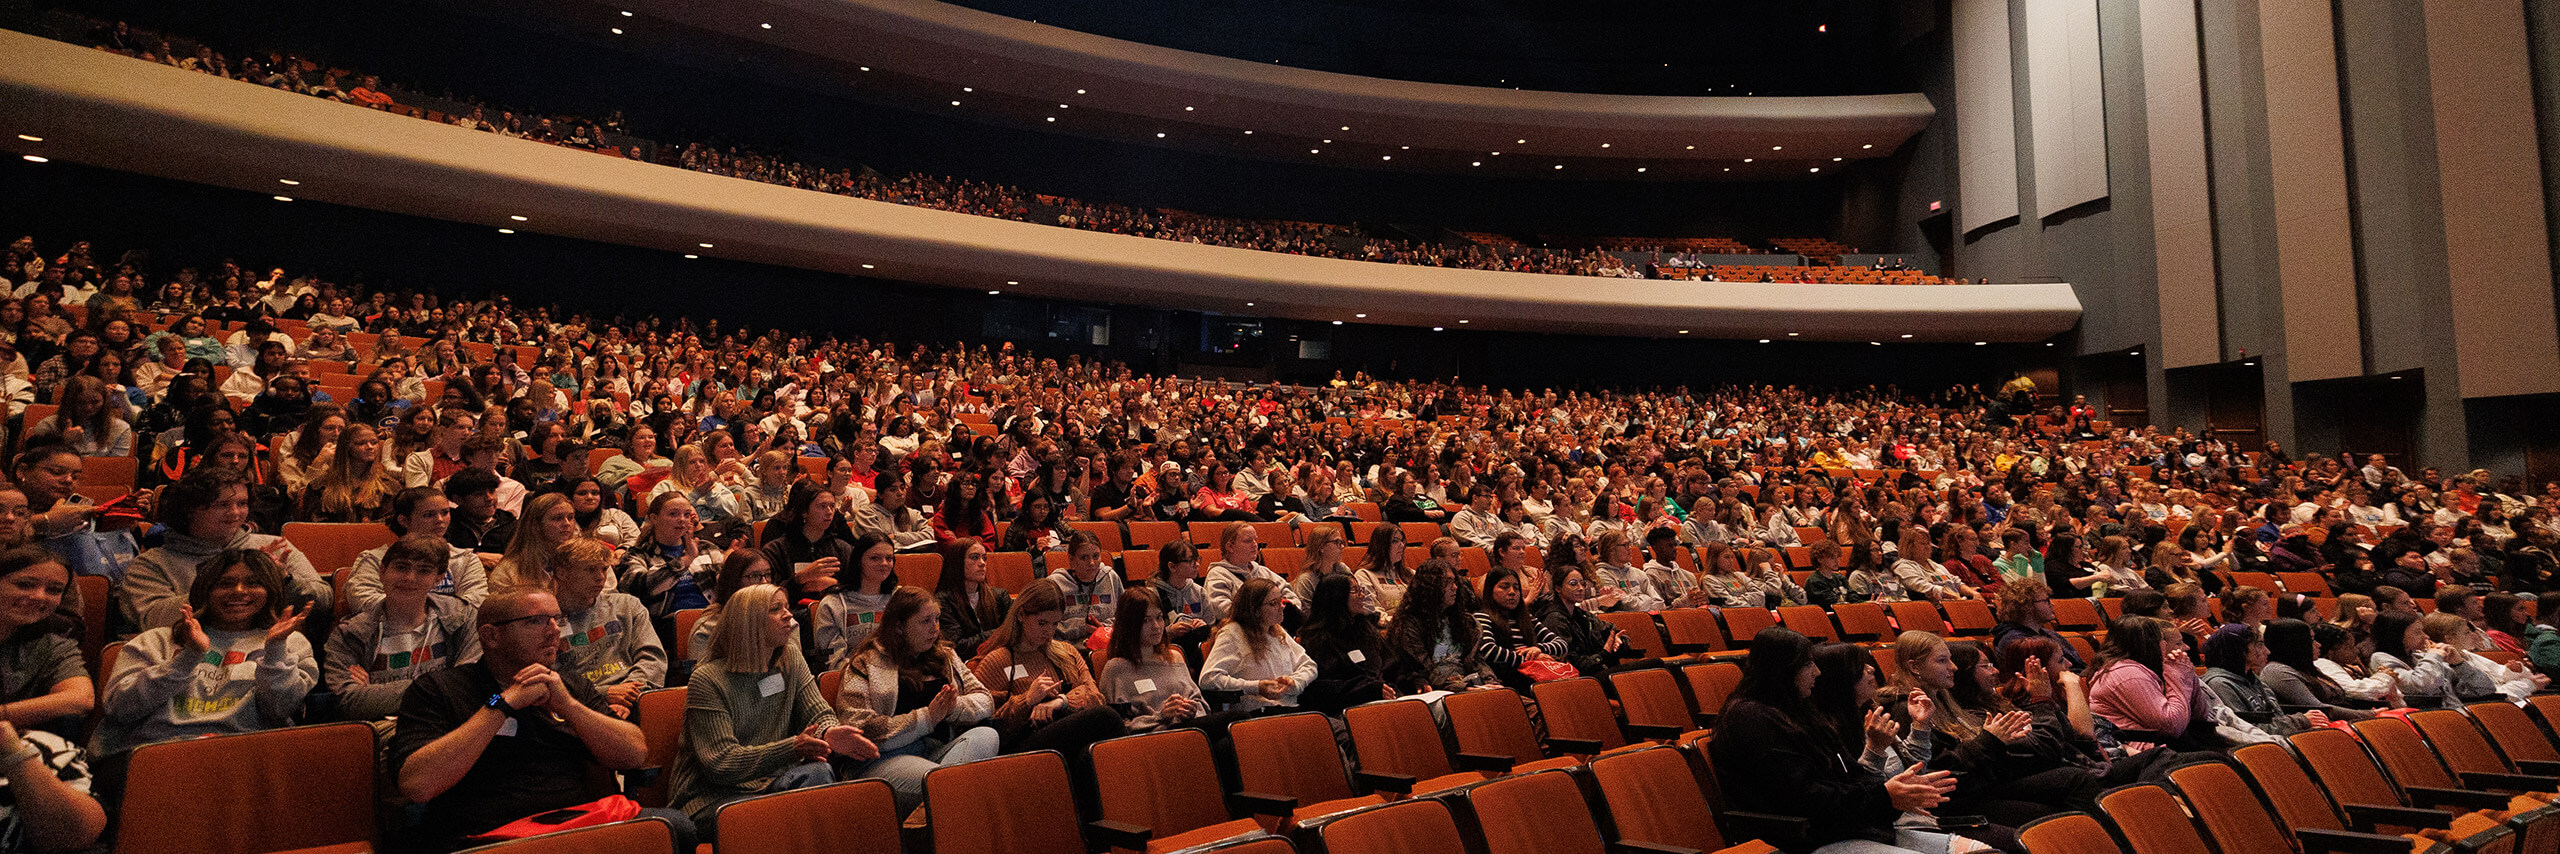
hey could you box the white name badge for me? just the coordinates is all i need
[1133,678,1156,693]
[1347,649,1367,663]
[497,717,520,737]
[228,661,258,681]
[1010,664,1030,680]
[759,673,786,697]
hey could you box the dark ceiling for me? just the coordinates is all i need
[942,0,1905,96]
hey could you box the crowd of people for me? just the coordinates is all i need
[0,225,2555,853]
[76,17,1836,285]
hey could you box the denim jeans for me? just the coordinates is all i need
[857,726,1002,814]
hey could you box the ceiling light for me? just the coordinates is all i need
[1637,167,1647,173]
[1341,126,1351,131]
[1810,167,1821,172]
[860,263,875,269]
[1553,165,1563,170]
[988,290,1001,295]
[1008,281,1020,285]
[509,215,528,221]
[1243,130,1253,135]
[1381,156,1391,161]
[1401,146,1410,150]
[1245,302,1255,306]
[1723,168,1730,172]
[1156,132,1166,138]
[1491,151,1501,156]
[1458,319,1469,323]
[1433,326,1445,332]
[1862,144,1874,149]
[276,178,300,185]
[1355,313,1367,318]
[962,87,973,92]
[1323,139,1332,144]
[1060,104,1070,109]
[1046,117,1056,122]
[1076,88,1087,94]
[1685,145,1695,150]
[1772,146,1783,151]
[761,22,773,29]
[14,134,41,142]
[699,242,714,248]
[1332,320,1343,325]
[1832,157,1843,161]
[859,66,870,71]
[1758,338,1770,343]
[1744,158,1753,162]
[950,101,960,106]
[1787,332,1800,336]
[1184,106,1195,111]
[1516,139,1527,144]
[271,194,291,201]
[683,254,698,259]
[1471,161,1481,166]
[620,10,632,15]
[610,27,623,34]
[1901,334,1913,338]
[1601,143,1612,148]
[497,228,514,234]
[1818,24,1828,32]
[1871,341,1882,346]
[1310,149,1320,154]
[1975,341,1988,346]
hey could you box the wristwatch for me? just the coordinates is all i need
[486,693,515,715]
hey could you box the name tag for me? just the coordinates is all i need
[1010,664,1030,681]
[1134,678,1156,693]
[1347,649,1367,663]
[229,661,258,681]
[497,717,520,737]
[759,673,786,697]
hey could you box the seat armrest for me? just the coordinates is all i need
[1455,751,1517,773]
[2457,771,2560,792]
[2343,802,2455,832]
[1229,791,1298,819]
[2513,759,2560,778]
[1666,642,1713,655]
[1625,723,1685,742]
[1720,810,1811,848]
[2298,828,2438,854]
[1608,841,1704,854]
[1355,770,1416,795]
[1087,819,1153,852]
[1545,737,1606,756]
[2405,786,2515,811]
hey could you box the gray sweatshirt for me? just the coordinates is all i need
[322,593,481,720]
[344,542,490,614]
[122,531,330,631]
[94,625,317,758]
[1048,567,1124,643]
[554,592,665,690]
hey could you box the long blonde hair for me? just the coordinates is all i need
[491,493,574,590]
[709,584,796,666]
[1890,631,1983,741]
[308,423,399,519]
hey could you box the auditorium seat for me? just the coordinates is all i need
[1227,712,1390,825]
[2020,813,2124,854]
[1342,699,1491,793]
[710,779,900,854]
[925,751,1094,854]
[1587,745,1778,854]
[1313,798,1463,854]
[1680,661,1743,726]
[2466,702,2560,764]
[1446,685,1589,768]
[1607,667,1705,739]
[116,723,379,854]
[1525,677,1634,753]
[280,521,397,576]
[1458,768,1619,854]
[628,688,687,808]
[1089,730,1275,853]
[1597,612,1678,662]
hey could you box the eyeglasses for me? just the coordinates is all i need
[493,613,568,629]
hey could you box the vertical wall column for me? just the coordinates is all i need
[1956,0,2021,233]
[2425,1,2560,400]
[2255,0,2362,383]
[2026,0,2110,217]
[2137,0,2220,369]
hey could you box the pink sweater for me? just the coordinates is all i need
[2086,659,2200,738]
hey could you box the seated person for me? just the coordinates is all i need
[550,538,665,718]
[441,468,516,555]
[121,467,329,632]
[0,548,93,738]
[92,549,317,792]
[852,476,934,553]
[832,586,1001,816]
[325,534,482,722]
[0,720,107,854]
[346,487,491,613]
[1045,532,1122,646]
[671,583,876,828]
[390,588,695,853]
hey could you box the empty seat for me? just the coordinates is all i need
[1342,699,1481,792]
[2164,757,2408,854]
[1890,602,1949,636]
[1445,686,1584,768]
[117,722,379,854]
[1228,712,1387,824]
[629,688,687,808]
[1527,677,1629,752]
[1776,605,1839,641]
[1607,667,1702,738]
[2019,813,2124,854]
[1461,769,1613,854]
[2466,702,2560,765]
[1589,745,1777,854]
[1315,799,1463,854]
[711,778,900,854]
[2097,784,2212,854]
[926,751,1087,854]
[1681,661,1743,725]
[1091,730,1275,853]
[279,521,397,575]
[1831,602,1894,642]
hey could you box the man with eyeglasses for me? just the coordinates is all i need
[389,589,695,852]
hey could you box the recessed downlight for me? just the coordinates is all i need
[508,215,528,221]
[15,134,42,142]
[698,242,714,248]
[277,178,300,185]
[271,194,292,201]
[496,228,514,234]
[860,263,875,269]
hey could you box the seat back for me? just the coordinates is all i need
[1464,770,1605,854]
[2468,701,2560,763]
[1831,602,1894,640]
[712,779,900,854]
[2018,813,2125,854]
[2410,708,2511,776]
[1251,521,1297,548]
[1659,609,1726,652]
[1398,523,1445,548]
[1680,661,1743,719]
[629,687,688,808]
[1776,605,1838,641]
[1319,799,1466,854]
[2276,572,2332,596]
[1942,599,1995,634]
[671,608,706,661]
[2163,761,2293,854]
[1597,612,1672,660]
[278,521,398,575]
[1889,601,1948,635]
[453,818,676,854]
[2051,598,2104,632]
[895,554,947,590]
[927,751,1084,854]
[1589,746,1747,854]
[1529,677,1625,750]
[2350,717,2456,790]
[1127,521,1186,550]
[2287,729,2406,809]
[1444,686,1550,761]
[986,551,1037,593]
[117,722,379,854]
[1091,729,1232,840]
[2096,784,2211,854]
[1068,521,1125,553]
[1344,699,1454,780]
[1720,608,1777,645]
[1607,667,1693,734]
[1231,711,1358,805]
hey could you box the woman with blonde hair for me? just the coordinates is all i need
[297,422,401,523]
[834,585,1000,815]
[489,492,579,592]
[672,583,876,827]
